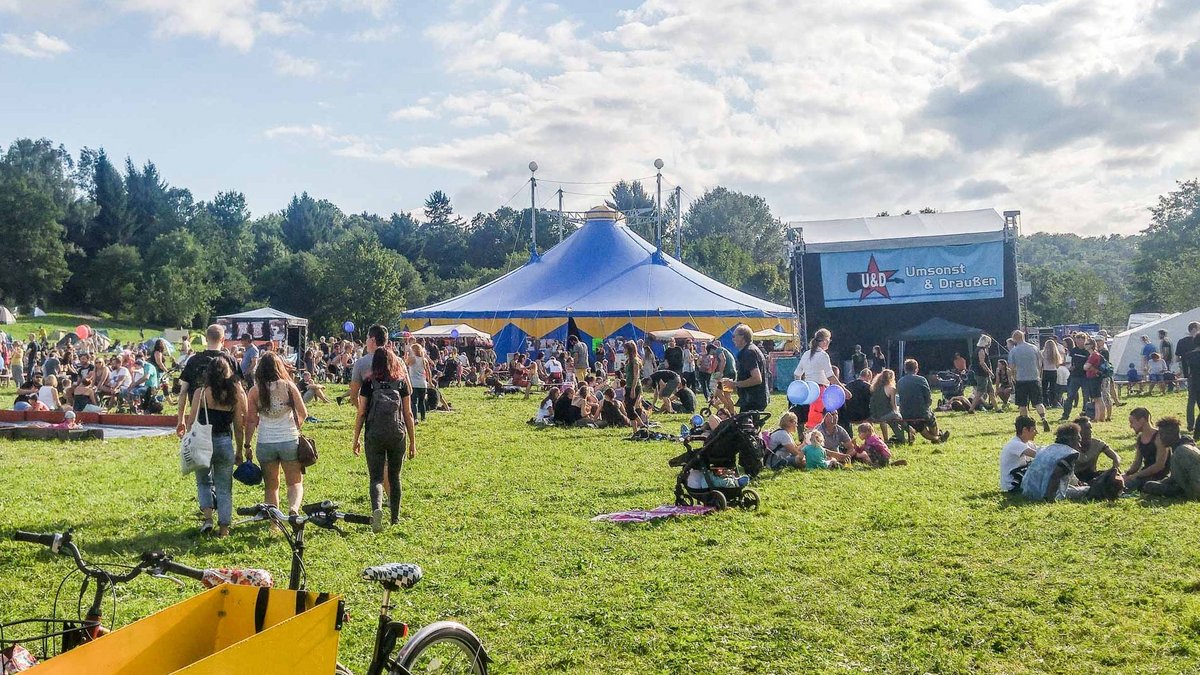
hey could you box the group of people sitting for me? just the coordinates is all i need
[764,410,907,471]
[1000,407,1200,501]
[9,337,174,414]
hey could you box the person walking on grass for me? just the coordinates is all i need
[1009,330,1051,431]
[352,346,416,531]
[969,335,996,413]
[177,325,241,437]
[185,358,245,537]
[405,342,432,422]
[245,352,306,516]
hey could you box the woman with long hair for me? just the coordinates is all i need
[352,347,416,530]
[245,352,307,515]
[1041,338,1063,407]
[622,341,644,427]
[186,357,245,537]
[793,328,836,427]
[406,342,432,422]
[869,368,907,443]
[994,359,1013,409]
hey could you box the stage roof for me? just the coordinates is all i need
[791,208,1008,252]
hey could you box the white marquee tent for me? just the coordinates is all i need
[1108,307,1200,380]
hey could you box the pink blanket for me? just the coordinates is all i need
[591,505,714,523]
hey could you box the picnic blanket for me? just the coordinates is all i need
[591,505,714,523]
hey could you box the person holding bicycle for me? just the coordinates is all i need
[352,347,416,531]
[186,357,246,537]
[245,352,307,516]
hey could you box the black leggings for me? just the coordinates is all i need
[365,436,404,521]
[411,387,427,420]
[1041,371,1057,407]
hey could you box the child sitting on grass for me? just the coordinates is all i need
[848,423,907,467]
[802,429,844,470]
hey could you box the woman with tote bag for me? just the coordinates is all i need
[185,358,246,537]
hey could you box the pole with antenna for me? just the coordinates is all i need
[557,188,564,243]
[674,185,683,260]
[654,158,664,254]
[528,161,538,260]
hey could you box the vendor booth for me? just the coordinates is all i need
[216,307,309,355]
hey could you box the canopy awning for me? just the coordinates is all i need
[649,328,715,342]
[216,306,308,327]
[409,323,491,339]
[752,328,794,339]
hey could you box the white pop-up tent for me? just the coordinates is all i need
[1108,307,1200,379]
[0,306,15,325]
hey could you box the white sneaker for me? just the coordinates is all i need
[370,508,384,533]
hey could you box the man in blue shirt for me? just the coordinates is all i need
[240,334,260,389]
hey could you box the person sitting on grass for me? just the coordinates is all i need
[848,422,903,467]
[818,411,854,456]
[530,387,559,425]
[1000,415,1039,492]
[766,411,804,469]
[572,384,601,425]
[1124,407,1170,491]
[671,383,696,414]
[1073,416,1121,484]
[553,385,580,426]
[599,388,633,427]
[299,370,332,404]
[1141,416,1200,499]
[803,428,847,469]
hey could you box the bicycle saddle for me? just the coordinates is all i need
[362,563,423,589]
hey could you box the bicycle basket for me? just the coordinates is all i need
[0,618,98,663]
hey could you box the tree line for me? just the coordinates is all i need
[0,137,1196,333]
[0,138,789,334]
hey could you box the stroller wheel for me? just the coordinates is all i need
[700,407,712,417]
[675,493,694,507]
[703,491,727,510]
[740,488,760,510]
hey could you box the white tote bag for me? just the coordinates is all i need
[180,388,214,474]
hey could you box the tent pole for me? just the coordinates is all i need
[528,161,539,259]
[674,185,683,260]
[654,158,664,253]
[557,188,564,243]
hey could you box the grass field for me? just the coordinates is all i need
[1,311,167,345]
[2,381,1199,674]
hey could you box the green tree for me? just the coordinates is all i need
[314,230,424,333]
[258,251,324,319]
[1134,178,1200,310]
[607,180,658,242]
[0,174,69,306]
[684,187,785,265]
[83,244,143,315]
[141,230,214,326]
[80,148,135,253]
[281,192,344,252]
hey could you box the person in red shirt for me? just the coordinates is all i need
[1084,338,1108,422]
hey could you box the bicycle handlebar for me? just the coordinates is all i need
[236,502,372,530]
[14,530,206,585]
[14,530,59,548]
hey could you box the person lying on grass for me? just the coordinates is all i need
[848,423,907,467]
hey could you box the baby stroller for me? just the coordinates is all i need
[668,410,770,510]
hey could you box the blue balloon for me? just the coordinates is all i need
[803,381,821,405]
[786,380,808,405]
[450,328,460,339]
[822,384,846,411]
[343,321,355,333]
[691,414,705,427]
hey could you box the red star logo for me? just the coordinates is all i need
[859,255,898,300]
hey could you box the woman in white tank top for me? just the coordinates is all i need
[245,352,306,514]
[406,343,431,422]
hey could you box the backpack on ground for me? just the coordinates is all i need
[366,380,406,445]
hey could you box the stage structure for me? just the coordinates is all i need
[216,307,309,355]
[788,209,1021,372]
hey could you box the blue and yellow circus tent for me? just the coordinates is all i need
[401,205,796,360]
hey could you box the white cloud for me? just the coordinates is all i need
[1,31,70,58]
[272,50,321,77]
[389,105,436,121]
[270,0,1200,233]
[118,0,276,51]
[351,22,401,42]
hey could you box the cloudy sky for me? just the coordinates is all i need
[2,0,1198,234]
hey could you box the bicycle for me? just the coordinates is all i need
[3,529,237,667]
[235,501,491,675]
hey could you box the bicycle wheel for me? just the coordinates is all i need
[335,663,354,675]
[394,621,489,674]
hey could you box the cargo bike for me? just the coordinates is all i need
[2,500,489,674]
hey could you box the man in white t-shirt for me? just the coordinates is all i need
[1000,415,1040,491]
[545,355,564,383]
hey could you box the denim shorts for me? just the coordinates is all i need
[257,439,299,463]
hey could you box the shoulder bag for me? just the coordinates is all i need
[289,384,317,471]
[180,388,214,474]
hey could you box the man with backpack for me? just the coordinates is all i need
[176,324,241,437]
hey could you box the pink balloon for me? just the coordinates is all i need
[75,324,90,339]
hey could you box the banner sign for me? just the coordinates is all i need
[819,241,1004,308]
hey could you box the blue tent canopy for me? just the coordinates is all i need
[403,205,795,359]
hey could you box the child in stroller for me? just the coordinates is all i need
[668,410,770,510]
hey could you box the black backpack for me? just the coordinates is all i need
[366,380,406,444]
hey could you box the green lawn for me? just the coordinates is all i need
[1,383,1199,674]
[1,311,167,345]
